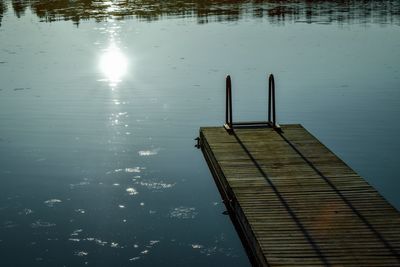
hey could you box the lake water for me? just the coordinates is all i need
[0,0,399,266]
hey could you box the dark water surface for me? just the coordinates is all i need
[0,1,399,266]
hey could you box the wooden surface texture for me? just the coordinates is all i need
[200,124,400,266]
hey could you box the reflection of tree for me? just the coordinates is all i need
[31,0,95,25]
[0,0,7,27]
[12,0,28,18]
[1,0,400,26]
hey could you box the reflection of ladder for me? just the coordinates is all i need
[224,74,280,133]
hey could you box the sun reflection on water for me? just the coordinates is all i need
[99,42,128,87]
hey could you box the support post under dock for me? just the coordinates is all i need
[200,124,400,266]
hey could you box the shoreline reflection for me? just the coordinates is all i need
[1,0,399,26]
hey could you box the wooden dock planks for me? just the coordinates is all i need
[199,124,400,266]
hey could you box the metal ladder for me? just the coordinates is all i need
[224,73,280,133]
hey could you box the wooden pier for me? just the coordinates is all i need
[199,124,400,266]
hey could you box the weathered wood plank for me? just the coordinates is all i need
[199,125,400,266]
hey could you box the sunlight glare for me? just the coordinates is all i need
[99,43,128,87]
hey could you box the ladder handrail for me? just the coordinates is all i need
[225,75,233,129]
[268,73,276,127]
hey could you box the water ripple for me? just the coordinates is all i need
[18,208,33,215]
[169,206,198,219]
[74,251,88,257]
[44,199,62,207]
[126,187,138,195]
[138,180,175,191]
[31,220,56,228]
[138,148,159,156]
